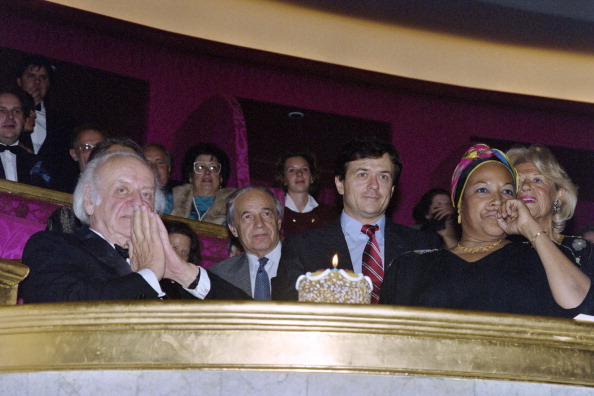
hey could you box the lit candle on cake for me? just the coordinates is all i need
[295,253,372,304]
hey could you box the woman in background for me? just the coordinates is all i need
[506,144,592,267]
[160,219,201,298]
[411,188,458,248]
[275,152,336,237]
[171,143,235,225]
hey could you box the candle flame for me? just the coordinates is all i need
[332,254,338,269]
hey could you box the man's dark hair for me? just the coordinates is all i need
[334,136,402,185]
[87,137,145,163]
[16,55,55,82]
[71,124,109,148]
[181,142,230,187]
[0,87,24,108]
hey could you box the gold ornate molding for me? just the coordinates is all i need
[0,301,592,387]
[0,259,29,306]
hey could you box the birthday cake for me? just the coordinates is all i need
[296,268,372,304]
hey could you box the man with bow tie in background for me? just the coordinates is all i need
[0,88,50,187]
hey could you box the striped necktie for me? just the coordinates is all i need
[361,224,383,304]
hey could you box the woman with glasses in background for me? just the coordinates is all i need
[171,142,235,225]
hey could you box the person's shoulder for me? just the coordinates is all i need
[209,253,245,271]
[216,187,236,201]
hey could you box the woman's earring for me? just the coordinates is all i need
[553,200,561,214]
[457,212,462,224]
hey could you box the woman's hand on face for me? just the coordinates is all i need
[431,204,455,221]
[496,199,537,236]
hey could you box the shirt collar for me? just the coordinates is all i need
[340,211,386,239]
[284,194,319,213]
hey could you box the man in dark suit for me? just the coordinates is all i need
[208,187,283,299]
[272,136,441,302]
[20,150,250,302]
[0,89,50,187]
[16,55,76,192]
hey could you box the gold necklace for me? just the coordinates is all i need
[455,239,503,254]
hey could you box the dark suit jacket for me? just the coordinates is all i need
[20,226,250,303]
[20,107,78,192]
[271,218,441,301]
[0,145,50,188]
[208,253,252,297]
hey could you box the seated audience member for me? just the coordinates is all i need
[164,219,201,264]
[142,143,179,214]
[411,188,458,248]
[69,124,108,174]
[208,187,283,299]
[579,224,594,244]
[171,143,235,224]
[272,136,441,303]
[88,136,144,161]
[0,88,50,188]
[275,151,337,237]
[19,150,250,302]
[18,91,36,152]
[161,219,202,298]
[16,55,76,192]
[506,144,593,267]
[380,143,593,318]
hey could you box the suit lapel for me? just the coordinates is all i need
[325,220,353,271]
[227,254,252,296]
[76,226,132,276]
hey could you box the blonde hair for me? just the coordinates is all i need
[506,145,578,233]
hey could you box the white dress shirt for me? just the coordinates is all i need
[246,242,282,298]
[31,101,47,154]
[340,211,386,273]
[0,142,19,181]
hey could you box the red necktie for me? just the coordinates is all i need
[361,224,383,304]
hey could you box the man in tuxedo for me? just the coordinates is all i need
[208,187,283,299]
[272,136,441,302]
[16,55,76,192]
[0,89,50,187]
[20,150,250,302]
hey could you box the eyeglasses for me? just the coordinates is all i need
[75,144,95,152]
[193,162,221,174]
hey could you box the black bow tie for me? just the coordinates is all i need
[0,145,19,154]
[114,244,129,260]
[35,103,42,111]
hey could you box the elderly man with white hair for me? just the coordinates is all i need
[20,150,250,302]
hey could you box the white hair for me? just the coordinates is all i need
[72,150,165,224]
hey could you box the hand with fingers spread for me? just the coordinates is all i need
[129,205,166,279]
